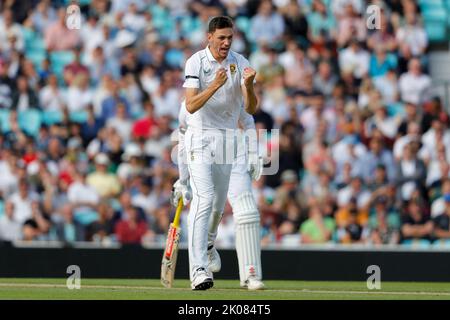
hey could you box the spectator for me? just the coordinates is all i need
[355,137,396,184]
[307,0,336,42]
[369,45,397,78]
[22,201,51,241]
[53,204,85,243]
[337,176,371,209]
[44,7,81,51]
[86,201,116,243]
[0,9,24,53]
[131,99,158,140]
[9,179,36,224]
[335,204,368,244]
[300,205,335,244]
[39,74,65,111]
[281,0,308,44]
[250,0,285,45]
[115,206,148,244]
[65,74,93,112]
[336,3,366,48]
[86,153,121,198]
[431,179,450,218]
[67,171,100,216]
[433,195,450,243]
[335,197,368,236]
[373,68,399,105]
[132,177,157,220]
[0,201,22,241]
[368,196,400,245]
[81,105,104,146]
[338,38,369,80]
[117,143,146,185]
[396,12,428,57]
[63,47,90,86]
[400,200,433,245]
[0,58,14,108]
[398,58,431,106]
[11,76,39,111]
[100,81,131,123]
[395,141,427,201]
[421,118,450,165]
[106,102,133,143]
[278,196,303,237]
[30,0,57,35]
[313,60,338,98]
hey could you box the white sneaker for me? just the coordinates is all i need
[246,277,265,290]
[191,268,214,290]
[207,246,221,273]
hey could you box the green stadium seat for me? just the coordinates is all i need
[26,51,47,70]
[50,51,75,75]
[424,22,447,42]
[64,0,91,5]
[235,16,251,34]
[74,209,99,226]
[70,110,88,123]
[419,0,444,8]
[18,109,42,136]
[42,110,63,125]
[422,9,447,23]
[0,109,11,133]
[387,102,405,117]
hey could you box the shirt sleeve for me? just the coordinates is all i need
[183,56,200,89]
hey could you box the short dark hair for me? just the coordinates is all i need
[208,16,234,33]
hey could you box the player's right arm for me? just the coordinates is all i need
[183,56,228,114]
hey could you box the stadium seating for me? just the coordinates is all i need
[18,109,42,136]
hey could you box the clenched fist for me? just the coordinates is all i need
[243,67,256,88]
[213,67,228,88]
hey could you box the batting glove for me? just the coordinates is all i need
[248,153,263,181]
[170,179,192,207]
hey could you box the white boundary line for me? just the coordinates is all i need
[1,283,450,297]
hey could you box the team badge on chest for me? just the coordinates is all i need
[230,64,236,75]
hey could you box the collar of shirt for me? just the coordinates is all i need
[205,45,231,65]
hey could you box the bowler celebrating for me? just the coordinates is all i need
[183,16,258,290]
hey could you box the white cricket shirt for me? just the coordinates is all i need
[183,46,251,130]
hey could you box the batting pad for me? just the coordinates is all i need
[236,221,262,284]
[233,192,262,284]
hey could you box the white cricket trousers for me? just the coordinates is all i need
[185,128,235,281]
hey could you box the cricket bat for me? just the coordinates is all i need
[161,198,184,288]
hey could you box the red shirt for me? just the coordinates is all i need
[23,153,38,165]
[132,117,158,139]
[64,63,89,78]
[115,220,148,244]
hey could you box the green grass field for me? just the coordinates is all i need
[0,278,449,300]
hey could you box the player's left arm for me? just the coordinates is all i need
[240,57,258,115]
[242,69,258,115]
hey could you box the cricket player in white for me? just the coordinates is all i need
[181,16,258,290]
[173,102,265,290]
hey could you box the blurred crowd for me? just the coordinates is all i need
[0,0,449,248]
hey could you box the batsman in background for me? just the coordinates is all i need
[173,102,265,290]
[182,16,258,290]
